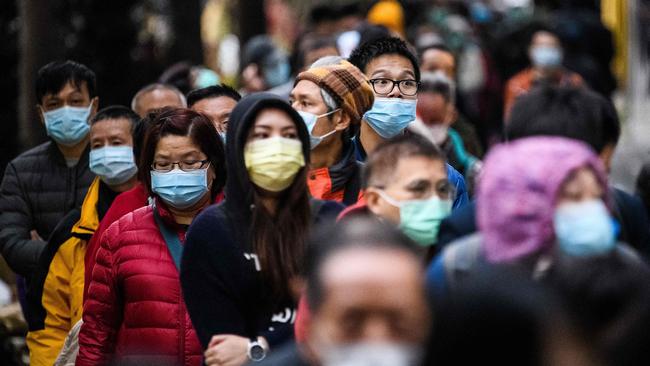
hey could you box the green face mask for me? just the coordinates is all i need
[379,191,453,246]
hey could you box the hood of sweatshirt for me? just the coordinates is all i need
[224,92,311,222]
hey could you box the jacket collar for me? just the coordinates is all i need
[47,140,91,168]
[327,139,358,193]
[71,177,101,235]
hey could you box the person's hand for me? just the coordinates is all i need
[204,334,249,366]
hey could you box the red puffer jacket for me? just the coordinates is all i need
[76,202,202,366]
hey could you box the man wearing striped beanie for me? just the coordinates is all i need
[290,59,374,206]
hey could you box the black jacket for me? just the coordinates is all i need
[438,188,650,259]
[181,93,343,349]
[0,141,93,276]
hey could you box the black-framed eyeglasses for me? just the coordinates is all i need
[368,78,420,96]
[151,160,210,172]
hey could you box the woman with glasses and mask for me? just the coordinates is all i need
[180,93,343,366]
[76,108,226,366]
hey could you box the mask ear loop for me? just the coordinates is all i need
[375,189,402,208]
[311,109,342,143]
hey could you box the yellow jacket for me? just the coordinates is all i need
[26,178,100,366]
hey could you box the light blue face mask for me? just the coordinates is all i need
[531,46,563,68]
[219,131,227,144]
[554,199,616,257]
[89,146,138,186]
[363,97,417,139]
[297,109,340,149]
[264,60,291,88]
[194,68,220,89]
[43,104,92,146]
[151,167,209,209]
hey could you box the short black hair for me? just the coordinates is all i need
[348,36,421,82]
[506,86,620,152]
[305,217,419,311]
[186,84,242,107]
[364,133,445,188]
[90,105,140,129]
[36,60,97,103]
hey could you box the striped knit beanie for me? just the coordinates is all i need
[295,61,374,123]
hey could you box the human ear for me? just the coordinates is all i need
[333,111,351,132]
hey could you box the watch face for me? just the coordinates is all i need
[250,344,266,361]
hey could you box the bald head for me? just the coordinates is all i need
[131,83,187,117]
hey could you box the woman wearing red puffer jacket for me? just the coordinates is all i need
[77,108,226,365]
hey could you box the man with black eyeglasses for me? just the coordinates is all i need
[348,37,469,209]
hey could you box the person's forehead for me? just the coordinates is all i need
[142,88,183,102]
[155,135,201,153]
[43,80,89,100]
[192,96,237,112]
[532,31,560,45]
[254,108,296,127]
[393,155,445,178]
[423,49,454,65]
[291,80,322,99]
[366,54,416,78]
[320,248,420,294]
[90,118,132,135]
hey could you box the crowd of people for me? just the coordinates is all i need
[1,1,649,365]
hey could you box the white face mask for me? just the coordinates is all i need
[427,124,449,145]
[320,342,422,366]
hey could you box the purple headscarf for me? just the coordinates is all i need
[477,136,609,263]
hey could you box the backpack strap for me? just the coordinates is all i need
[442,234,483,293]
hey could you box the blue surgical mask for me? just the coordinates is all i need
[43,105,92,146]
[151,167,209,209]
[363,98,417,139]
[531,46,563,68]
[89,146,137,185]
[219,131,227,144]
[264,61,290,88]
[554,199,616,256]
[297,109,339,149]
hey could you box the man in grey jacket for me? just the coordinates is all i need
[0,60,97,282]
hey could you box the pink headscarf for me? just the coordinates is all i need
[477,136,609,263]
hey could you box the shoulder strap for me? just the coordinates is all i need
[442,234,483,292]
[153,209,183,271]
[342,162,363,206]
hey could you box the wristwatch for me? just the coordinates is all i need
[247,338,267,362]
